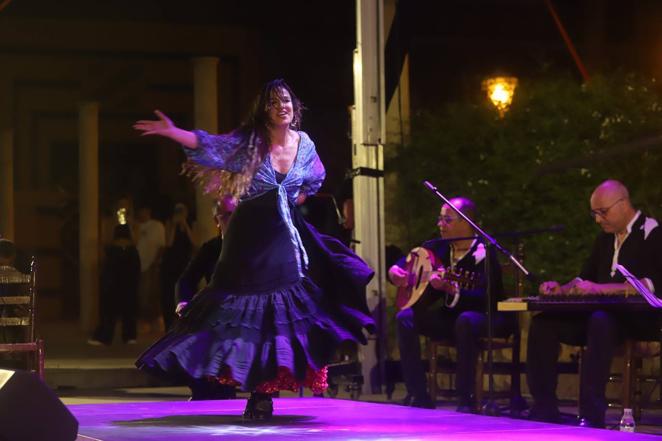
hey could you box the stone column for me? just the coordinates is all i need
[0,129,14,240]
[78,102,100,331]
[192,57,219,244]
[354,0,387,394]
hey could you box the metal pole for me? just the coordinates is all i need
[354,0,387,394]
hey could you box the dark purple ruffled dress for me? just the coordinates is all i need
[136,130,375,392]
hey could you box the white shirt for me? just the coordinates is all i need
[610,211,641,277]
[136,219,166,272]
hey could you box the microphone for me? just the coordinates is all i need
[423,180,437,191]
[525,272,542,286]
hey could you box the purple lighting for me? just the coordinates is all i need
[68,398,660,441]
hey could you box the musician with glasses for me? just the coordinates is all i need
[527,179,662,428]
[389,197,513,411]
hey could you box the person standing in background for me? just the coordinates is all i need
[136,205,166,331]
[89,224,141,345]
[160,202,194,331]
[176,196,237,400]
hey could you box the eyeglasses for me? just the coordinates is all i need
[437,215,459,224]
[590,198,624,219]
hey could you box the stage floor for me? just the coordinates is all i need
[70,397,660,441]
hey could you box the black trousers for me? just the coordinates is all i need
[526,310,661,424]
[397,305,515,403]
[93,288,138,344]
[160,269,180,332]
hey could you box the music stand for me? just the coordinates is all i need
[616,264,662,308]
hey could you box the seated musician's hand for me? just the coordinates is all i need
[568,280,602,295]
[388,265,409,287]
[539,281,562,295]
[429,272,459,295]
[429,272,445,291]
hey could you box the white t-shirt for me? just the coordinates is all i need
[136,219,166,272]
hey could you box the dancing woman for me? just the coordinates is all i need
[134,79,375,419]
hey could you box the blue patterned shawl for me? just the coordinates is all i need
[184,129,326,276]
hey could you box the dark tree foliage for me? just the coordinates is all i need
[388,72,662,285]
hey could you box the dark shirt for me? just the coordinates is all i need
[101,244,141,299]
[580,212,662,295]
[161,225,194,274]
[394,238,504,312]
[176,236,222,304]
[275,171,287,184]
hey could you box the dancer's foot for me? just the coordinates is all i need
[243,393,273,420]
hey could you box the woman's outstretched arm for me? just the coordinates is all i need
[134,110,198,148]
[135,110,247,172]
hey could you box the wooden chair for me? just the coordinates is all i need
[613,338,661,421]
[427,244,525,412]
[576,332,661,422]
[427,329,522,411]
[427,337,457,401]
[0,258,45,379]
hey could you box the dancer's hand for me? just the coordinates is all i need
[134,110,198,147]
[134,110,176,137]
[175,301,188,316]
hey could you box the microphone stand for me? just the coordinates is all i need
[423,181,532,416]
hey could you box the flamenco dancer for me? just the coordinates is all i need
[134,79,375,419]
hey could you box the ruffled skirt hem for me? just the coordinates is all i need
[136,277,366,392]
[135,197,375,392]
[216,365,328,394]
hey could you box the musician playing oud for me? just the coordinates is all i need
[527,179,662,428]
[389,197,515,411]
